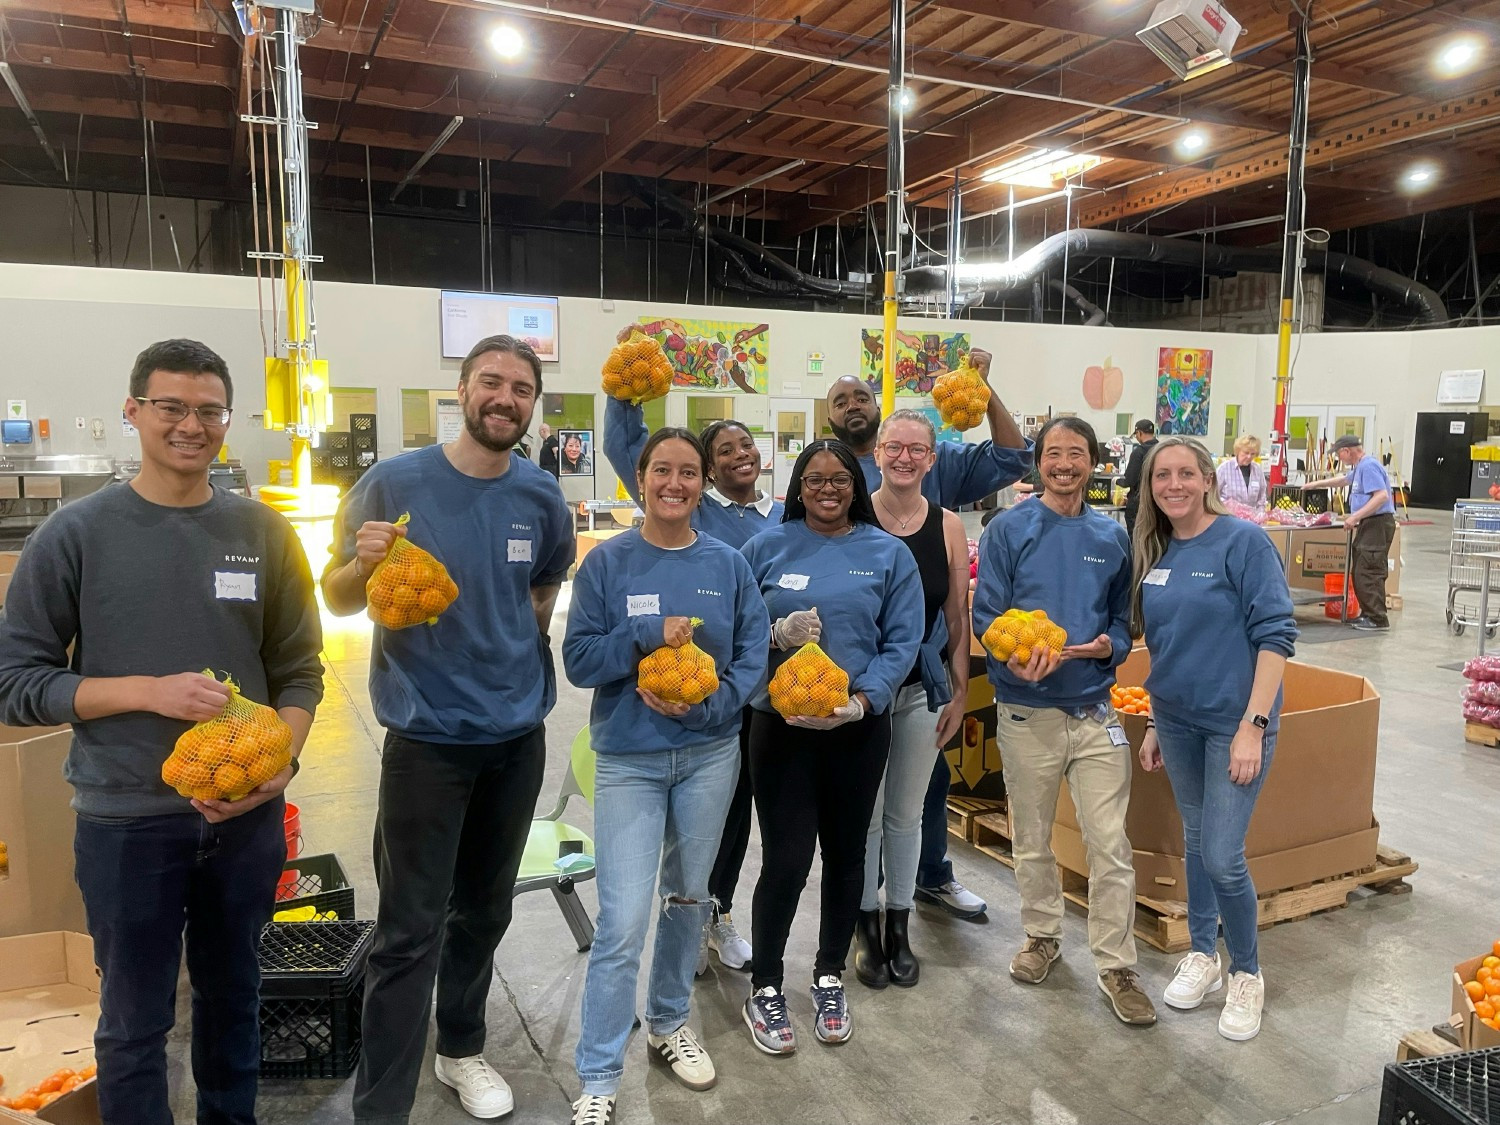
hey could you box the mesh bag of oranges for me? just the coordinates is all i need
[980,608,1067,666]
[366,513,459,630]
[768,642,850,719]
[160,672,293,802]
[602,328,673,405]
[637,618,720,705]
[0,1064,97,1113]
[1110,683,1151,715]
[930,356,991,432]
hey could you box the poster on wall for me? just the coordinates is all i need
[1081,356,1125,410]
[1437,368,1484,405]
[440,291,560,362]
[635,317,769,393]
[558,429,594,476]
[860,329,970,395]
[435,398,463,443]
[1156,347,1213,436]
[915,406,964,445]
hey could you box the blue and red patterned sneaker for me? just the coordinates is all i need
[743,986,797,1055]
[810,975,853,1044]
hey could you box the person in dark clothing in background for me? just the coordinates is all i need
[1121,420,1158,537]
[539,422,561,478]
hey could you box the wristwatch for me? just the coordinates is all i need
[1243,711,1269,730]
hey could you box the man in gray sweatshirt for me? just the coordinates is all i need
[0,339,324,1125]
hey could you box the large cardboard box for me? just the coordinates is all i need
[0,931,100,1124]
[0,725,85,938]
[1452,955,1500,1051]
[1051,647,1380,900]
[573,528,628,569]
[1267,524,1402,596]
[940,656,1003,800]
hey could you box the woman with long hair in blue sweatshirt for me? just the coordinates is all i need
[562,427,770,1125]
[739,439,924,1055]
[1130,436,1297,1043]
[603,397,783,974]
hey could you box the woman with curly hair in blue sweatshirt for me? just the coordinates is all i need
[1130,436,1297,1043]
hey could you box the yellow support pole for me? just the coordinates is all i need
[882,270,898,417]
[283,241,313,489]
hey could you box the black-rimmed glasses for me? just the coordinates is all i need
[135,398,232,426]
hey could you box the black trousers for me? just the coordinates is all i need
[748,709,891,991]
[1352,512,1396,627]
[352,727,547,1125]
[706,710,755,914]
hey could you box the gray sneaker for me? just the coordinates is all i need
[1009,936,1062,984]
[742,987,796,1055]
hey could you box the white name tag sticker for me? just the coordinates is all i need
[1106,723,1130,748]
[1144,568,1171,586]
[507,538,533,563]
[777,573,810,591]
[627,594,661,617]
[214,571,257,601]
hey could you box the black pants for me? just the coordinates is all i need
[748,709,891,991]
[706,711,755,914]
[1352,513,1395,627]
[352,728,547,1125]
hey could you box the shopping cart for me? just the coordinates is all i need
[1446,501,1500,637]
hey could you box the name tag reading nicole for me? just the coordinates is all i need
[627,594,661,617]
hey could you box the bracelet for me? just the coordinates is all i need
[1145,719,1156,730]
[353,557,365,578]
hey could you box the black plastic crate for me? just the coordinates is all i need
[350,413,376,434]
[324,430,351,452]
[353,432,376,452]
[330,451,353,470]
[275,853,356,921]
[356,450,377,469]
[1085,475,1114,504]
[333,468,361,494]
[1272,484,1328,514]
[1379,1046,1500,1125]
[310,450,332,484]
[258,921,375,1080]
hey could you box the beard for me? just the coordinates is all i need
[464,403,528,453]
[829,412,875,447]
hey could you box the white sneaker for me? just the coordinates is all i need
[1219,970,1265,1041]
[694,924,710,977]
[1163,951,1224,1011]
[570,1094,616,1125]
[708,913,753,971]
[647,1024,718,1090]
[914,879,987,919]
[434,1054,515,1119]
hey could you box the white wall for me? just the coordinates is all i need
[0,261,1493,492]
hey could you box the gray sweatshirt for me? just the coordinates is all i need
[0,482,325,817]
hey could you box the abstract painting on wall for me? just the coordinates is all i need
[1156,347,1212,435]
[860,329,971,395]
[636,316,769,393]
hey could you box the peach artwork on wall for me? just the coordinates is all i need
[1082,356,1124,410]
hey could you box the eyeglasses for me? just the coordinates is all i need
[135,398,232,426]
[803,473,854,492]
[880,441,931,460]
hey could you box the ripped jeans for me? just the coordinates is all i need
[576,736,740,1096]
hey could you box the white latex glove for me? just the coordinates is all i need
[788,695,865,730]
[773,608,822,650]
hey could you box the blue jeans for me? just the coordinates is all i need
[864,684,933,911]
[916,748,953,889]
[1152,713,1276,976]
[576,737,740,1097]
[73,798,286,1125]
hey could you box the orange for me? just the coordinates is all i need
[1467,980,1487,1000]
[1483,955,1500,969]
[1486,1017,1500,1031]
[1478,966,1494,984]
[1487,977,1500,998]
[1477,999,1497,1020]
[1494,939,1500,957]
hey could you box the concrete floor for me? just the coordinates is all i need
[169,512,1500,1125]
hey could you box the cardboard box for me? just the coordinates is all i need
[21,477,62,501]
[1267,524,1402,596]
[1452,955,1500,1050]
[0,725,86,938]
[0,551,19,575]
[940,657,1003,800]
[573,528,629,569]
[0,931,99,1124]
[0,478,19,501]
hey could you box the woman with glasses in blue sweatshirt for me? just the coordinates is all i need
[1130,436,1297,1044]
[563,427,770,1125]
[739,439,924,1056]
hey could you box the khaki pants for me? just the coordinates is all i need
[996,703,1137,971]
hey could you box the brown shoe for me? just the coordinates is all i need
[1098,968,1158,1026]
[1009,937,1061,984]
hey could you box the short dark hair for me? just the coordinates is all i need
[782,439,878,526]
[461,334,542,393]
[699,420,753,484]
[1133,419,1156,436]
[130,339,233,407]
[637,426,709,480]
[1037,416,1101,466]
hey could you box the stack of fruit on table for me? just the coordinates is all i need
[1110,683,1152,716]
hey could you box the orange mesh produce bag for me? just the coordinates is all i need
[161,671,293,801]
[930,357,991,432]
[637,618,720,705]
[366,512,459,630]
[980,608,1067,665]
[602,329,673,405]
[768,642,850,719]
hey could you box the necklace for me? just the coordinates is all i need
[876,490,924,531]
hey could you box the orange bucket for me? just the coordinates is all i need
[1324,572,1360,620]
[278,802,303,897]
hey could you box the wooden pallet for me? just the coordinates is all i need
[1464,721,1500,748]
[1387,594,1403,612]
[966,804,1419,954]
[1397,1023,1463,1062]
[946,796,1004,843]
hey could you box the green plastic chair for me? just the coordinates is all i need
[513,725,597,951]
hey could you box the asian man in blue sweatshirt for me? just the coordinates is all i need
[972,417,1157,1028]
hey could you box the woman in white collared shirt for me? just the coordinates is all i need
[1216,436,1269,509]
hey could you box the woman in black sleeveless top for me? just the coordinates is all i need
[855,409,973,988]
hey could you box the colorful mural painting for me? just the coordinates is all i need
[1156,347,1213,436]
[860,329,971,396]
[635,317,769,394]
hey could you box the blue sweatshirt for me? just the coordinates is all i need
[857,438,1033,509]
[602,397,782,548]
[1140,516,1299,736]
[563,529,769,753]
[328,445,575,744]
[972,501,1132,709]
[741,521,923,716]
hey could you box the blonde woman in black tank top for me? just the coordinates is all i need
[855,409,974,989]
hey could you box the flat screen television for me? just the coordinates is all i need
[440,291,560,363]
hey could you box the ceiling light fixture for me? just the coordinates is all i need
[1136,0,1243,81]
[897,87,916,112]
[489,24,525,59]
[980,150,1108,188]
[1403,163,1437,189]
[1435,36,1482,77]
[1178,130,1207,154]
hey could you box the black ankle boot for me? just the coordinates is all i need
[853,909,889,989]
[885,908,920,987]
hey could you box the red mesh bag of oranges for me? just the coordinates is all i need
[602,329,673,405]
[1110,683,1152,715]
[980,608,1067,666]
[930,356,991,432]
[768,642,850,719]
[366,512,459,630]
[161,671,293,801]
[637,618,720,705]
